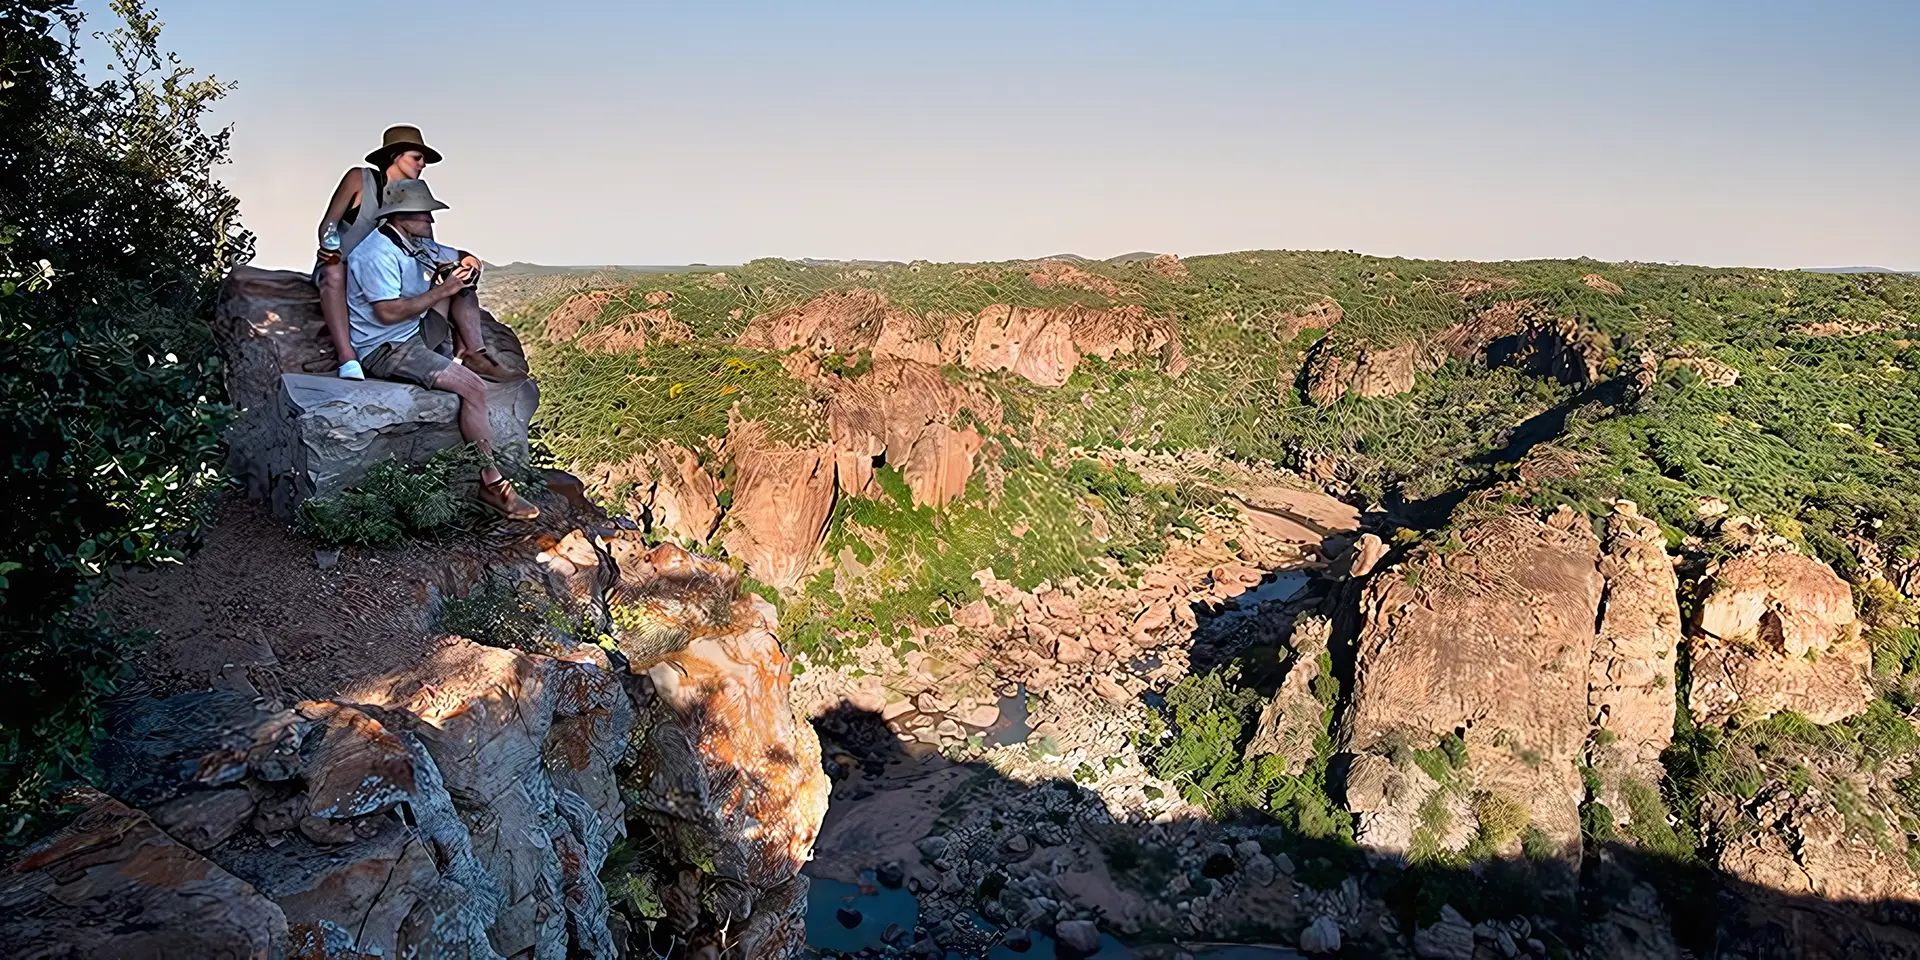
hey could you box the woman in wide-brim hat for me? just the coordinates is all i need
[313,124,445,379]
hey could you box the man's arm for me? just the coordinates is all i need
[372,276,466,325]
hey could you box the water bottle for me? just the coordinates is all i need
[320,222,342,264]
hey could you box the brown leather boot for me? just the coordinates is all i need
[478,476,540,521]
[459,348,526,383]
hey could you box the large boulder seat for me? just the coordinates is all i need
[215,266,538,517]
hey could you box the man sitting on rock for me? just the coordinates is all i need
[346,178,538,520]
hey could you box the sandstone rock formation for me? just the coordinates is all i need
[1341,508,1604,860]
[2,495,827,960]
[216,266,537,517]
[615,546,831,959]
[1244,615,1332,774]
[1587,504,1682,823]
[0,797,287,959]
[1027,258,1134,298]
[1301,300,1610,404]
[719,420,837,590]
[44,633,634,960]
[586,440,722,543]
[542,289,613,342]
[1688,541,1872,725]
[826,358,1001,507]
[737,290,1185,387]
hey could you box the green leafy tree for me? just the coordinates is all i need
[0,0,250,838]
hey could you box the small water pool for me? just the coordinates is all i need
[804,875,919,954]
[1198,571,1312,632]
[803,878,1305,959]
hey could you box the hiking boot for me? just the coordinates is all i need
[478,477,540,521]
[459,348,525,383]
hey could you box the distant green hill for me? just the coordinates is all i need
[501,250,1920,599]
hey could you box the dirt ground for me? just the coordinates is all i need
[94,492,578,707]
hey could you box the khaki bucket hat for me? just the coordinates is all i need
[375,179,450,220]
[366,124,443,165]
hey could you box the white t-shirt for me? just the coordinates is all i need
[345,227,461,355]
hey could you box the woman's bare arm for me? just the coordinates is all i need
[316,169,361,243]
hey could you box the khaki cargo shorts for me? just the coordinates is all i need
[362,310,455,388]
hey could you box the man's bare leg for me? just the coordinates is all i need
[430,362,537,519]
[446,287,518,381]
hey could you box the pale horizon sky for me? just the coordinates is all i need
[90,1,1920,271]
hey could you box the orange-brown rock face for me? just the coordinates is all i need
[618,547,830,959]
[967,303,1081,387]
[1587,504,1682,819]
[1341,509,1604,860]
[1027,258,1135,298]
[543,289,613,342]
[1689,545,1872,725]
[0,798,288,959]
[738,288,888,353]
[827,358,1001,507]
[587,441,723,543]
[1349,343,1420,398]
[720,421,837,589]
[737,290,1186,388]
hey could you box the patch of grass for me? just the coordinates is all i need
[534,341,822,473]
[436,570,577,653]
[1411,732,1469,786]
[1469,791,1531,857]
[780,465,1094,661]
[1620,776,1696,862]
[1409,790,1457,865]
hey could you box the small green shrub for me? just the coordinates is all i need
[1581,800,1617,844]
[1621,777,1694,861]
[298,446,496,546]
[437,571,575,653]
[1472,791,1531,854]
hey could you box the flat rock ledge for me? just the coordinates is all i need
[216,266,536,517]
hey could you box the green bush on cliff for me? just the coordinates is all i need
[1141,665,1349,842]
[297,447,501,547]
[0,0,250,837]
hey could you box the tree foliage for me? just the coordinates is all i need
[0,0,250,837]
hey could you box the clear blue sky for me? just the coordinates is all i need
[91,1,1920,269]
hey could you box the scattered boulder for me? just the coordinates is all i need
[1299,914,1343,954]
[1688,543,1872,725]
[1581,273,1624,295]
[1413,904,1476,960]
[1053,918,1103,954]
[542,290,612,342]
[1717,789,1920,907]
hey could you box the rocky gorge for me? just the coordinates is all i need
[6,251,1920,960]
